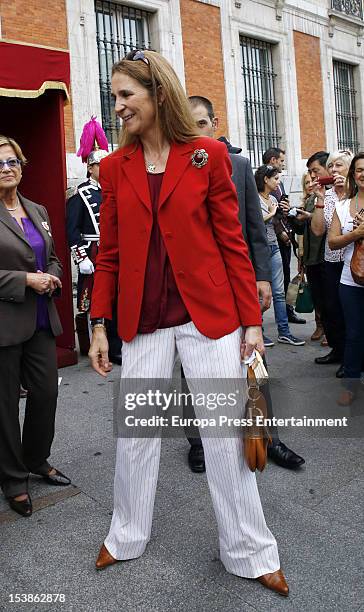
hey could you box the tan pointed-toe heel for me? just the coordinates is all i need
[257,569,289,596]
[95,544,119,570]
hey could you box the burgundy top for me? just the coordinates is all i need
[14,217,50,330]
[138,173,191,333]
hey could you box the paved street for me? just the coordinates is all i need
[0,308,363,612]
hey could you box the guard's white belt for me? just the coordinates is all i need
[81,234,99,241]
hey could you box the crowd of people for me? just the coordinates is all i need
[1,48,364,599]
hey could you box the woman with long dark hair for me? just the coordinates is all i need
[255,165,305,347]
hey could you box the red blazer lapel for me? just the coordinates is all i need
[121,144,152,213]
[158,141,196,211]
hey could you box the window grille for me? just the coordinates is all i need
[95,1,152,147]
[331,0,363,20]
[240,37,280,169]
[333,61,359,152]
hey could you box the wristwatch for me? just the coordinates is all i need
[90,317,106,328]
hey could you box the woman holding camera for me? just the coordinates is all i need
[328,153,364,406]
[255,165,305,347]
[311,150,353,375]
[328,152,364,405]
[0,135,70,518]
[286,171,327,343]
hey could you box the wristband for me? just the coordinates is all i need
[315,204,325,209]
[90,317,105,328]
[92,323,106,331]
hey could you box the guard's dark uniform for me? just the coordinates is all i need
[66,178,101,312]
[66,178,122,360]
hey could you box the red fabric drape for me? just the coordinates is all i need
[0,42,76,366]
[0,41,70,99]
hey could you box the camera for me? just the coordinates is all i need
[317,176,335,186]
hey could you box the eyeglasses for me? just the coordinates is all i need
[0,158,22,172]
[124,49,149,65]
[338,149,352,156]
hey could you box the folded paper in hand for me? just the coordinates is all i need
[244,350,268,383]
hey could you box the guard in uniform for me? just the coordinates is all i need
[66,120,122,363]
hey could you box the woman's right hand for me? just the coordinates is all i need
[269,202,279,216]
[88,328,112,377]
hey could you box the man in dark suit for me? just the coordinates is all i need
[185,96,305,472]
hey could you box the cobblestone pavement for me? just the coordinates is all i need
[0,308,363,612]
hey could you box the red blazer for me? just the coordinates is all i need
[91,136,261,341]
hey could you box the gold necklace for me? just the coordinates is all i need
[146,161,158,174]
[144,146,167,174]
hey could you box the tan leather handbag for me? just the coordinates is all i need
[350,239,364,286]
[243,367,271,472]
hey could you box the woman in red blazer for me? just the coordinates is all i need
[89,50,288,596]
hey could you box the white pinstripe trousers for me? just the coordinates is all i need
[104,322,280,578]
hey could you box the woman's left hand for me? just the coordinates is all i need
[296,209,311,221]
[240,326,265,361]
[333,174,346,188]
[353,209,364,230]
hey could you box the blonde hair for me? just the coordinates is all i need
[111,50,198,148]
[301,171,312,203]
[0,135,27,164]
[326,149,353,171]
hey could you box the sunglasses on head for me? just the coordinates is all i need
[264,165,276,176]
[124,49,149,65]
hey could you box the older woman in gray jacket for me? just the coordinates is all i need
[0,135,70,517]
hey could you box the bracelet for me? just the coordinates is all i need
[90,317,105,327]
[92,323,106,331]
[314,204,325,209]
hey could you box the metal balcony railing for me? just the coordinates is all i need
[331,0,363,20]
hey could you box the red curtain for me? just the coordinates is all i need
[0,41,70,99]
[0,42,76,366]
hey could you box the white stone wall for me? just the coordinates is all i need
[65,0,185,186]
[220,0,364,185]
[65,0,364,194]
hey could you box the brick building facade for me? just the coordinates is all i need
[0,0,75,151]
[1,0,363,186]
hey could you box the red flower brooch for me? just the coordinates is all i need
[191,149,208,168]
